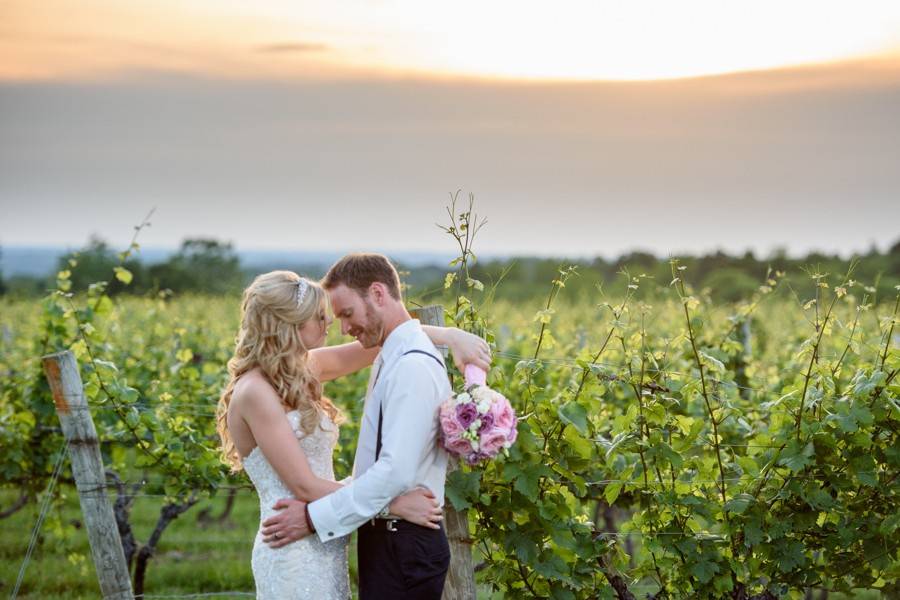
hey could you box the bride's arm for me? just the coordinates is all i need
[308,326,491,382]
[422,325,492,372]
[308,342,379,383]
[238,383,342,502]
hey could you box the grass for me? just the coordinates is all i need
[0,488,886,600]
[0,488,491,599]
[1,487,261,598]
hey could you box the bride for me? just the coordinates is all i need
[216,270,488,598]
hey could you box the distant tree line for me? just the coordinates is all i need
[1,237,898,303]
[411,240,900,303]
[1,237,245,297]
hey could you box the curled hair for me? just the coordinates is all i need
[216,270,342,471]
[321,253,401,300]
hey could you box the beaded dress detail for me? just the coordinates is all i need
[242,411,350,599]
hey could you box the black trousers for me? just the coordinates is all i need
[357,519,450,600]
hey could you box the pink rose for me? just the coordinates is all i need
[477,412,494,434]
[444,435,474,457]
[480,427,509,456]
[456,402,479,429]
[440,404,463,438]
[489,397,516,432]
[506,419,518,445]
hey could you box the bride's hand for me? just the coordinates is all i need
[445,328,491,373]
[389,487,443,529]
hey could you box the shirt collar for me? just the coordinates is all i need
[380,318,421,366]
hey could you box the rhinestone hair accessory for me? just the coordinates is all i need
[296,278,310,307]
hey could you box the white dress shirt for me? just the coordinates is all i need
[307,319,451,542]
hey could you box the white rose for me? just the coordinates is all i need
[471,419,481,432]
[455,392,471,405]
[470,440,480,451]
[477,399,491,413]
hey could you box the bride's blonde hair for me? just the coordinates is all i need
[216,270,342,471]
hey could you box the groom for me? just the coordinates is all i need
[262,253,454,598]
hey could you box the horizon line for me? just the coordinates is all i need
[2,241,895,262]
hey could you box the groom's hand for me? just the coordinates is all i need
[261,498,311,547]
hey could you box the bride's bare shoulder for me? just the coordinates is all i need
[231,369,281,413]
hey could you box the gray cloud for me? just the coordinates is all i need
[1,60,899,258]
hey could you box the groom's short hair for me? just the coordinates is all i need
[322,253,402,300]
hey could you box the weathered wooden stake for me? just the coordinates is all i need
[411,306,477,600]
[42,351,134,600]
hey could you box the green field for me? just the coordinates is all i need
[1,487,258,599]
[1,255,898,598]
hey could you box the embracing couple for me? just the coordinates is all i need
[216,253,492,599]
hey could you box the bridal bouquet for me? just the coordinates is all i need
[439,365,518,465]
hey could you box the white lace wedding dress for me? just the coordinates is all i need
[242,411,350,599]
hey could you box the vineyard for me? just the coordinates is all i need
[1,226,898,599]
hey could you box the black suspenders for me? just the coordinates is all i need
[375,349,445,461]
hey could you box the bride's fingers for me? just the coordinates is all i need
[416,514,439,529]
[261,527,282,540]
[268,536,291,548]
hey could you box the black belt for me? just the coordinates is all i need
[360,518,441,534]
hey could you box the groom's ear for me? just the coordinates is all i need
[369,282,388,306]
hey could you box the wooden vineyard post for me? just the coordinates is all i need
[42,351,134,600]
[410,305,477,600]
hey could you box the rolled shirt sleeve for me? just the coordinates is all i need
[307,354,444,542]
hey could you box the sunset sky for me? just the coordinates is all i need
[2,1,899,257]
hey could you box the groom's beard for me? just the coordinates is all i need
[353,302,384,349]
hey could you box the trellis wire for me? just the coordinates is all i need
[495,350,813,398]
[54,345,864,423]
[10,440,70,600]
